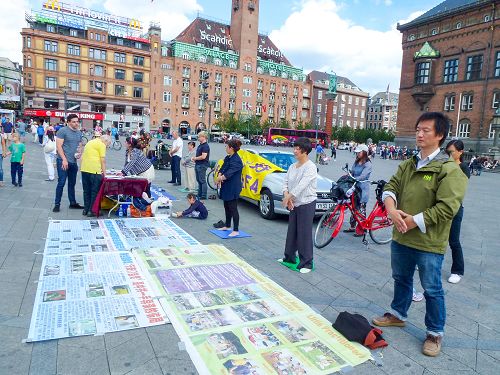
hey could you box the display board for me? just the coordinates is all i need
[135,244,371,374]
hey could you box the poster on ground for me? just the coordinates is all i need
[27,251,167,342]
[135,244,371,374]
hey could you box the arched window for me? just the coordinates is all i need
[182,52,190,60]
[457,120,471,138]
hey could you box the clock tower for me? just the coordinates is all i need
[230,0,259,67]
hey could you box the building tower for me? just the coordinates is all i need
[230,0,259,66]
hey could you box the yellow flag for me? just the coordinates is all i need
[215,149,284,200]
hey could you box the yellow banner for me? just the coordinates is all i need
[215,149,284,201]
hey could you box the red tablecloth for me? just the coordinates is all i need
[92,177,149,215]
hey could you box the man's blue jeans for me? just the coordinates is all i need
[391,241,445,337]
[0,154,3,182]
[195,164,208,199]
[55,159,78,206]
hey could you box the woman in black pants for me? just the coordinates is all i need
[216,139,243,237]
[445,140,470,284]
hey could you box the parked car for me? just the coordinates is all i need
[181,133,198,141]
[243,150,335,219]
[337,142,350,150]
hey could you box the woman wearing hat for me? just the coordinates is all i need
[344,144,372,235]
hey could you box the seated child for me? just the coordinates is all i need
[173,193,208,219]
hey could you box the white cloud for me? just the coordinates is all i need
[384,0,393,6]
[270,0,422,95]
[0,0,30,65]
[102,0,203,40]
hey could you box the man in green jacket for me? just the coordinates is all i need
[372,112,468,357]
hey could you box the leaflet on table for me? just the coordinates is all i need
[134,244,371,374]
[109,218,199,249]
[45,219,124,254]
[28,251,167,341]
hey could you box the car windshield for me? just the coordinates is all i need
[259,153,296,170]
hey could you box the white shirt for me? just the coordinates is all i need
[382,148,441,234]
[283,160,317,207]
[172,137,183,157]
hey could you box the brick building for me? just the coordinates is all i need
[366,90,399,131]
[21,2,151,129]
[307,70,369,135]
[149,0,306,134]
[396,0,500,151]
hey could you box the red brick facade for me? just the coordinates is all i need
[397,1,500,151]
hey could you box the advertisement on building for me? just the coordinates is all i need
[0,68,21,102]
[24,109,105,120]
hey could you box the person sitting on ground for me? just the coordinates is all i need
[172,193,208,219]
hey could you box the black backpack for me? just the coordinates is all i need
[332,311,388,350]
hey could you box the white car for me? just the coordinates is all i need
[337,142,350,150]
[244,150,335,219]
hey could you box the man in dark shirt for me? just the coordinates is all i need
[2,117,14,146]
[191,131,210,200]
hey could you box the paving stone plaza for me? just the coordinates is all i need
[0,140,499,375]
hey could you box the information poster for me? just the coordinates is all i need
[135,244,371,374]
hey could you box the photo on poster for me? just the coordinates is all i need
[242,325,281,350]
[115,315,139,330]
[271,319,315,343]
[182,308,240,332]
[223,358,262,375]
[90,220,99,229]
[168,257,188,267]
[43,265,60,276]
[111,285,130,295]
[146,259,162,269]
[172,294,202,311]
[262,348,309,375]
[216,286,262,304]
[205,331,248,359]
[87,283,106,298]
[231,301,281,322]
[195,291,225,308]
[43,290,66,302]
[297,340,347,370]
[68,319,97,337]
[91,244,109,252]
[160,248,178,256]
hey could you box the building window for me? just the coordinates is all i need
[431,28,438,35]
[229,60,237,69]
[489,124,496,139]
[361,110,365,118]
[135,42,142,49]
[215,73,223,83]
[45,77,57,89]
[362,98,366,106]
[242,89,252,97]
[133,72,144,82]
[461,93,473,111]
[444,95,455,111]
[91,81,104,94]
[68,79,79,92]
[492,91,500,109]
[26,37,31,48]
[163,91,171,102]
[466,55,483,80]
[443,59,459,83]
[162,76,171,86]
[348,95,352,104]
[132,107,143,116]
[355,97,359,105]
[45,59,57,71]
[244,63,252,72]
[46,24,55,33]
[415,61,430,84]
[182,67,190,78]
[360,121,364,128]
[316,104,321,113]
[133,56,144,66]
[457,121,470,138]
[115,85,125,96]
[44,40,58,52]
[333,106,337,114]
[230,75,237,85]
[44,99,58,109]
[317,90,322,100]
[456,22,462,29]
[69,29,78,37]
[93,65,104,76]
[182,94,190,107]
[347,108,352,116]
[89,48,106,60]
[114,52,126,63]
[117,38,124,46]
[68,62,80,74]
[354,109,358,117]
[495,51,500,77]
[113,105,125,114]
[243,76,252,84]
[214,58,222,66]
[182,52,190,60]
[24,56,32,68]
[95,33,101,42]
[133,87,143,98]
[67,44,80,56]
[115,69,125,80]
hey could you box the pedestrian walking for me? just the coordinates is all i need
[31,122,38,143]
[215,139,243,237]
[330,142,337,160]
[53,114,84,213]
[0,134,5,187]
[315,142,324,163]
[81,135,111,217]
[445,140,470,284]
[2,117,14,146]
[37,123,45,144]
[181,141,196,192]
[16,119,27,140]
[168,131,183,185]
[42,129,57,181]
[279,137,317,274]
[7,133,26,187]
[372,112,468,357]
[192,131,210,200]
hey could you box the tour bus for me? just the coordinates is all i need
[266,127,330,147]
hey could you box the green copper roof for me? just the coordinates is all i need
[414,42,440,60]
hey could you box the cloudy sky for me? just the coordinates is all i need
[1,0,441,95]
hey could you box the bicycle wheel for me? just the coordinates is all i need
[206,169,217,190]
[113,140,122,151]
[314,205,342,249]
[369,210,393,244]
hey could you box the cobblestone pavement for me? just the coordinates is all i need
[1,138,499,375]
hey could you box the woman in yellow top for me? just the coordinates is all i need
[80,135,111,217]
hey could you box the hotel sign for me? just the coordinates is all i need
[258,45,283,59]
[199,30,233,47]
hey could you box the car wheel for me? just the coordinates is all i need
[259,189,276,220]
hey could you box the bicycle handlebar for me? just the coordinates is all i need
[341,165,385,186]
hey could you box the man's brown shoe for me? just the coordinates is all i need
[372,313,406,327]
[422,334,442,357]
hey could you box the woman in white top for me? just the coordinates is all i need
[42,129,57,181]
[280,137,318,273]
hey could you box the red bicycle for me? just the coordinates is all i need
[314,167,393,248]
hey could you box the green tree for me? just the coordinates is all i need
[215,112,240,133]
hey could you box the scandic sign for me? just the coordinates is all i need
[24,109,105,120]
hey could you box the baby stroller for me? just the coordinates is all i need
[318,151,329,165]
[150,141,172,170]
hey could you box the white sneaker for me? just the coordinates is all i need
[277,258,284,263]
[299,267,312,274]
[448,274,462,284]
[412,291,424,302]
